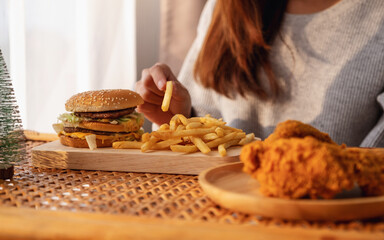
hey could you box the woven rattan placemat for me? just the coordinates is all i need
[0,141,383,234]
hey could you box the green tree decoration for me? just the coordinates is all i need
[0,49,26,179]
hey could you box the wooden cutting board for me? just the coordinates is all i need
[31,140,241,175]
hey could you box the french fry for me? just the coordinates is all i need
[238,133,256,145]
[116,113,259,156]
[152,138,183,150]
[176,125,185,131]
[173,127,216,138]
[170,144,198,153]
[186,122,203,129]
[203,122,226,128]
[152,127,216,140]
[190,136,211,154]
[169,114,179,131]
[218,139,241,157]
[206,132,237,148]
[218,144,226,157]
[161,81,173,112]
[222,125,243,132]
[141,135,159,152]
[201,114,225,124]
[113,141,143,149]
[202,133,219,141]
[151,129,174,140]
[186,117,201,123]
[235,132,247,139]
[215,127,225,137]
[177,114,189,125]
[141,132,151,142]
[159,123,170,130]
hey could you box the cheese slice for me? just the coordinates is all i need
[60,131,141,142]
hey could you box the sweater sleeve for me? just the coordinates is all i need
[360,92,384,147]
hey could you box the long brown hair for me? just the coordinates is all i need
[194,0,288,99]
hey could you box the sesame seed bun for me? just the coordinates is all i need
[65,89,144,112]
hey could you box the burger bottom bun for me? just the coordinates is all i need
[60,135,113,148]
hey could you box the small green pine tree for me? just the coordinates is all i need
[0,49,26,172]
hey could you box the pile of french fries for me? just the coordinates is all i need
[112,114,257,156]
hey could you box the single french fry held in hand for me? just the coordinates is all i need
[112,113,258,156]
[161,81,173,112]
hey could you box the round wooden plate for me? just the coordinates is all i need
[198,162,384,221]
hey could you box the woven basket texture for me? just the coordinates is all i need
[0,141,383,233]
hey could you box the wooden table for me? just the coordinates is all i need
[0,134,383,239]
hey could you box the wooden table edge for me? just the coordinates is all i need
[0,206,382,240]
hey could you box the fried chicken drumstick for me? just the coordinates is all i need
[264,120,336,144]
[240,120,384,199]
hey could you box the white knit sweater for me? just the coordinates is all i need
[177,0,384,147]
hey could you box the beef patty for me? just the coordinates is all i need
[64,127,130,135]
[74,107,135,119]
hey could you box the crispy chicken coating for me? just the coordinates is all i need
[242,137,355,199]
[346,147,384,196]
[264,120,335,145]
[241,120,384,199]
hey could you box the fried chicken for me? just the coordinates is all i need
[241,120,384,199]
[346,147,384,196]
[264,120,336,144]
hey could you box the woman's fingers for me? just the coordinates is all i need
[139,68,164,96]
[135,63,192,125]
[136,101,174,125]
[148,64,191,109]
[148,63,177,91]
[169,79,190,102]
[136,63,179,105]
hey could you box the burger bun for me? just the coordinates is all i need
[65,89,144,112]
[60,135,113,148]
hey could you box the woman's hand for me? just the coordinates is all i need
[135,63,191,126]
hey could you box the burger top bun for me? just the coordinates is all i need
[65,89,144,112]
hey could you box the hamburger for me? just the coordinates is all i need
[53,89,144,149]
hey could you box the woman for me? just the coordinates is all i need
[135,0,384,147]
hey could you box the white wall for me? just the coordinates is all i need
[0,0,10,73]
[1,0,160,133]
[136,0,160,78]
[136,0,160,131]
